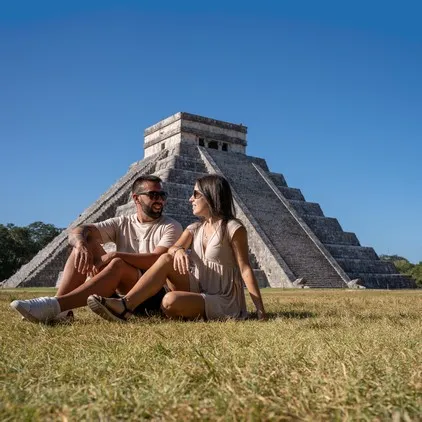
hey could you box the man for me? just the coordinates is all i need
[10,175,183,323]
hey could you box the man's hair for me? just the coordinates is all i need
[132,175,162,194]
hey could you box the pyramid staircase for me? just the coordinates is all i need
[202,148,414,289]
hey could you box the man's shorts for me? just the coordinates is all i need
[133,287,166,316]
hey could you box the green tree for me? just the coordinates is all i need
[380,255,422,288]
[0,225,17,282]
[393,259,414,274]
[0,222,63,282]
[27,221,63,249]
[408,262,422,287]
[379,254,407,262]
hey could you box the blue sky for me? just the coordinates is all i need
[0,1,421,263]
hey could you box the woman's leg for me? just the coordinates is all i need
[91,253,190,316]
[161,291,205,319]
[124,253,190,309]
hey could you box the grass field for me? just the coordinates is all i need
[1,288,421,421]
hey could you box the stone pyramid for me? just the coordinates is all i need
[2,112,415,289]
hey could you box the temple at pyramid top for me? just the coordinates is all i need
[143,112,248,157]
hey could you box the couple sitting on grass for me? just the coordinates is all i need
[11,174,267,323]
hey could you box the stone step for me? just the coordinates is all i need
[324,244,378,260]
[347,273,417,289]
[165,213,198,229]
[155,168,207,186]
[155,154,208,173]
[300,277,347,289]
[167,143,205,159]
[162,182,197,200]
[311,228,360,246]
[288,200,324,217]
[336,258,398,274]
[299,215,360,245]
[164,198,193,215]
[246,155,269,171]
[301,215,343,233]
[268,172,287,187]
[275,186,305,201]
[116,203,136,217]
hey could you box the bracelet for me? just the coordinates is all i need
[172,246,184,256]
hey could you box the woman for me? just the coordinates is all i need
[87,174,267,321]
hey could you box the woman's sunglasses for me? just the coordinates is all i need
[193,189,203,199]
[137,191,167,200]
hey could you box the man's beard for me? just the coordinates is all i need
[141,201,163,219]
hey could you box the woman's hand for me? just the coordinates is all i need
[257,309,268,321]
[173,248,190,275]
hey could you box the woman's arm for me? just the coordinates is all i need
[231,226,267,320]
[168,229,194,275]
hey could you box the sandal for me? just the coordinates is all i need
[87,294,133,322]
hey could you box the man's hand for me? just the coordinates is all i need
[70,224,104,275]
[74,242,94,275]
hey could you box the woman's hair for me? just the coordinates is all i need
[196,174,239,239]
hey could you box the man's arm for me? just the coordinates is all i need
[68,224,103,274]
[95,221,183,271]
[111,246,168,271]
[68,224,102,248]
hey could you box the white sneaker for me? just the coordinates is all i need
[53,310,74,323]
[10,297,61,323]
[20,309,74,324]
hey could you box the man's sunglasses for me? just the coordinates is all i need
[137,191,167,200]
[193,189,203,199]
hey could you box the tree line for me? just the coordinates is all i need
[380,255,422,287]
[0,222,421,287]
[0,222,63,282]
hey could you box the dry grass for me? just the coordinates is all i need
[1,288,421,421]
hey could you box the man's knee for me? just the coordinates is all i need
[106,257,126,272]
[157,253,173,266]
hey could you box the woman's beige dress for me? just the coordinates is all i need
[187,219,247,320]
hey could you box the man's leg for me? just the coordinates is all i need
[10,258,139,323]
[56,241,106,296]
[57,258,139,312]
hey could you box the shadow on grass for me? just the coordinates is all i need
[248,310,317,320]
[94,310,318,325]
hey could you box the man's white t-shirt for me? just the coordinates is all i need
[94,214,183,253]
